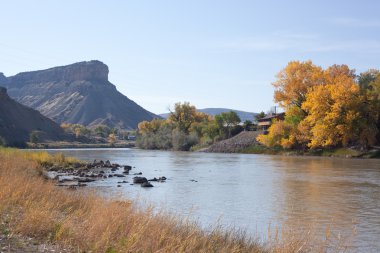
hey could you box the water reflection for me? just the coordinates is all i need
[270,156,380,251]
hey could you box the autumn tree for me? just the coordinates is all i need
[302,73,368,148]
[259,62,380,150]
[273,60,324,109]
[108,133,117,145]
[137,119,166,135]
[256,120,293,148]
[136,119,173,150]
[168,102,207,134]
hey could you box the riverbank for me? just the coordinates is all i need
[202,131,380,158]
[26,140,135,149]
[1,148,329,253]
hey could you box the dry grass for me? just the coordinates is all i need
[0,148,349,252]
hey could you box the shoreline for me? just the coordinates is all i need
[25,141,136,149]
[25,140,380,160]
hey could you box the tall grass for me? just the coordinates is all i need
[0,148,348,252]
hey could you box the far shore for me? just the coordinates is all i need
[26,141,136,149]
[24,138,380,159]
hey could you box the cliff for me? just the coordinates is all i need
[9,60,109,85]
[2,61,157,129]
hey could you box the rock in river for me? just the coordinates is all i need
[141,182,153,187]
[133,177,148,184]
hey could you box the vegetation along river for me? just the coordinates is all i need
[46,148,380,252]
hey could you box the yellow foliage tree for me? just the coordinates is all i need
[256,120,294,148]
[260,62,379,150]
[302,74,364,148]
[273,60,324,109]
[168,102,209,133]
[137,119,165,135]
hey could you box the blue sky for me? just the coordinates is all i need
[1,0,380,114]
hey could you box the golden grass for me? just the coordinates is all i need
[0,148,350,252]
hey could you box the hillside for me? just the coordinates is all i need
[160,108,257,122]
[0,87,67,146]
[0,61,157,129]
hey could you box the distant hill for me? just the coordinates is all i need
[0,61,157,130]
[160,108,257,122]
[0,87,67,147]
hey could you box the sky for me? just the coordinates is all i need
[1,0,380,114]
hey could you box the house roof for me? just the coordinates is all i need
[258,112,285,122]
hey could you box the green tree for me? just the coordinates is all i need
[29,131,39,144]
[215,111,241,138]
[254,111,266,122]
[202,121,220,142]
[361,71,380,144]
[243,120,253,131]
[94,125,110,138]
[0,136,6,147]
[358,69,380,90]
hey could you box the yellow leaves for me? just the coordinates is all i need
[256,120,297,149]
[302,73,363,148]
[273,60,324,108]
[137,119,166,135]
[168,102,200,133]
[263,61,379,150]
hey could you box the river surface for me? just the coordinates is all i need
[46,148,380,252]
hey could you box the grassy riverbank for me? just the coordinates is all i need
[240,145,380,158]
[0,148,347,252]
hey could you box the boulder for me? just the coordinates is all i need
[141,182,154,188]
[133,177,148,184]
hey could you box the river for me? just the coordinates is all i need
[46,148,380,252]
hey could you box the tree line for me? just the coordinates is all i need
[136,102,248,151]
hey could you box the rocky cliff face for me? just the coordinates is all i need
[2,61,157,129]
[9,60,109,85]
[0,87,66,146]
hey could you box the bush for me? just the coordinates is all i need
[172,130,198,151]
[0,136,6,147]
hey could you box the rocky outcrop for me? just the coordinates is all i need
[1,61,157,129]
[203,131,263,153]
[0,88,67,146]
